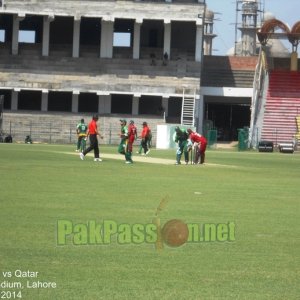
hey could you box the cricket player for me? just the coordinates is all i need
[187,129,207,164]
[139,122,151,155]
[127,120,137,162]
[80,115,103,162]
[76,118,88,152]
[174,126,189,165]
[118,119,132,164]
[136,127,152,154]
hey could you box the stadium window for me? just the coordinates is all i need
[19,30,35,43]
[113,32,131,47]
[0,30,4,42]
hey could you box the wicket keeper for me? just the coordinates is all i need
[187,129,207,164]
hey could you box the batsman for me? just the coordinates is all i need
[174,126,189,165]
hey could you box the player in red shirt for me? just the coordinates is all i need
[80,115,103,162]
[139,122,151,155]
[127,120,137,162]
[187,129,207,164]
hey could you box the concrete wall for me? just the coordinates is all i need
[3,0,205,23]
[203,55,258,71]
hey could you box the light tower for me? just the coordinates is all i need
[203,9,217,55]
[235,0,263,56]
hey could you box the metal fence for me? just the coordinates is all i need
[3,120,81,144]
[1,118,157,146]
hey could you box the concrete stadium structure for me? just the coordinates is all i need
[3,0,296,146]
[0,0,211,143]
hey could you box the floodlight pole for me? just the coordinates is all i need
[198,0,206,133]
[200,0,206,88]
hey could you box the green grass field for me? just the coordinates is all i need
[0,143,299,299]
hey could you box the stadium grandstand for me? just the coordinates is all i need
[0,0,299,149]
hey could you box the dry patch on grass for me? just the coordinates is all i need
[65,151,237,168]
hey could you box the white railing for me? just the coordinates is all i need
[248,48,269,148]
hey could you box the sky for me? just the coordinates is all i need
[206,0,300,55]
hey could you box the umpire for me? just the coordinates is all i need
[80,115,103,162]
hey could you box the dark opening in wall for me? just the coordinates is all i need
[111,94,132,114]
[0,90,12,109]
[50,16,73,56]
[205,101,251,141]
[18,90,42,111]
[19,15,43,43]
[166,97,182,123]
[78,93,98,113]
[171,21,196,59]
[48,91,72,112]
[139,95,162,115]
[168,97,182,117]
[0,14,13,43]
[80,17,101,46]
[141,20,164,48]
[50,16,73,44]
[114,18,134,47]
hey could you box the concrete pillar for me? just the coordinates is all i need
[241,28,257,56]
[196,95,204,133]
[133,20,142,59]
[291,51,298,71]
[163,21,171,58]
[132,96,140,115]
[203,37,212,56]
[100,19,114,58]
[41,90,48,112]
[12,14,24,55]
[73,17,81,58]
[195,24,203,62]
[11,90,19,110]
[162,97,169,117]
[72,92,79,113]
[98,94,111,114]
[42,15,54,56]
[98,95,104,114]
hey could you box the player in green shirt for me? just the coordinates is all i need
[174,126,189,165]
[76,119,88,152]
[118,119,132,163]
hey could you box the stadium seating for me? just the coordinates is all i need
[260,70,300,145]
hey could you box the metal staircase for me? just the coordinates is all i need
[181,89,195,127]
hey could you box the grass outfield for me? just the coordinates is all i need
[0,143,299,299]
